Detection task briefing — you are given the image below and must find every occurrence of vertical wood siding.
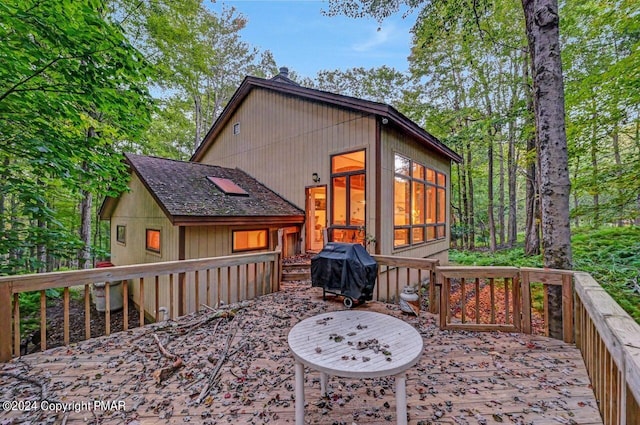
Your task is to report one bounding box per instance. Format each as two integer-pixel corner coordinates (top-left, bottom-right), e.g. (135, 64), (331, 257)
(199, 89), (377, 211)
(379, 126), (452, 259)
(182, 225), (283, 313)
(109, 173), (178, 317)
(198, 88), (454, 260)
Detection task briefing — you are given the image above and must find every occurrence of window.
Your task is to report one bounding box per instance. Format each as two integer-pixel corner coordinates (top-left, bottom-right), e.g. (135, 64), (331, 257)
(233, 122), (240, 135)
(146, 229), (161, 253)
(116, 225), (126, 244)
(233, 229), (268, 252)
(394, 154), (447, 248)
(330, 150), (366, 244)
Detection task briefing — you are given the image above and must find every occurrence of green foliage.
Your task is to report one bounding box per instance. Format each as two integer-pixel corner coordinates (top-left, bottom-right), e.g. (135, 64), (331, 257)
(571, 227), (640, 322)
(451, 227), (640, 322)
(19, 288), (62, 334)
(304, 66), (411, 107)
(562, 0), (640, 225)
(121, 1), (278, 155)
(0, 0), (154, 274)
(450, 247), (543, 268)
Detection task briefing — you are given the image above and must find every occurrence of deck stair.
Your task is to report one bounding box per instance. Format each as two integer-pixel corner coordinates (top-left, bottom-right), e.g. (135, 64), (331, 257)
(281, 255), (312, 281)
(281, 262), (311, 281)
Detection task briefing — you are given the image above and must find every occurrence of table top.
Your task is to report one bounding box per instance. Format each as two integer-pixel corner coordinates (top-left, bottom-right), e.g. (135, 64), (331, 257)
(288, 310), (423, 379)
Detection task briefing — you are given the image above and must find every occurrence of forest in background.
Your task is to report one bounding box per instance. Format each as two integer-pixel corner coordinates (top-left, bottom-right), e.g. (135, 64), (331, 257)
(1, 0), (639, 281)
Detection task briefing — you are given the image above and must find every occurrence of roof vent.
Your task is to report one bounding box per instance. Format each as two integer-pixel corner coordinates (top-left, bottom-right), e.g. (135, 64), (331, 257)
(279, 67), (289, 78)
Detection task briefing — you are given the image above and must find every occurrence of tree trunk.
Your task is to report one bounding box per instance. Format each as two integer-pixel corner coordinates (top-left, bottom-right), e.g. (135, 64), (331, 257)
(37, 215), (46, 273)
(572, 157), (580, 228)
(194, 95), (202, 153)
(454, 163), (463, 249)
(466, 137), (475, 250)
(611, 130), (624, 226)
(79, 127), (95, 270)
(488, 137), (497, 252)
(507, 122), (518, 247)
(461, 158), (470, 249)
(523, 50), (540, 256)
(498, 139), (506, 247)
(79, 188), (93, 269)
(589, 102), (599, 225)
(522, 0), (573, 340)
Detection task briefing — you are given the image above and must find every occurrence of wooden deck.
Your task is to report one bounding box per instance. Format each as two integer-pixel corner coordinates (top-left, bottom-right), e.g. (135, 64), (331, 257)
(0, 283), (602, 425)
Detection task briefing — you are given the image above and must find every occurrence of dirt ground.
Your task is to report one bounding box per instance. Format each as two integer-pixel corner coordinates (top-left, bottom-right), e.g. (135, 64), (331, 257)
(21, 288), (142, 355)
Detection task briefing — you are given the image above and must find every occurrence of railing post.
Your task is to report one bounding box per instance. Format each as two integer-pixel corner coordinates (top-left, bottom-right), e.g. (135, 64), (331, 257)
(276, 251), (282, 292)
(429, 261), (439, 314)
(0, 282), (13, 361)
(562, 273), (574, 343)
(520, 270), (533, 334)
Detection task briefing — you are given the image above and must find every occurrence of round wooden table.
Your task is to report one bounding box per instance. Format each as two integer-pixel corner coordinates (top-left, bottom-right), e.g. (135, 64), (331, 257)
(288, 310), (423, 425)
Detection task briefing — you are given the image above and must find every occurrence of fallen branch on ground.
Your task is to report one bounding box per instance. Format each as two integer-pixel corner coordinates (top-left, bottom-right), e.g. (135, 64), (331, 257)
(196, 315), (243, 404)
(152, 334), (184, 383)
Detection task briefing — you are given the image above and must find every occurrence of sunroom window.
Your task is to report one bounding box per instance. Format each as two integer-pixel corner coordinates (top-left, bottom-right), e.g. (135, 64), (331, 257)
(393, 154), (447, 248)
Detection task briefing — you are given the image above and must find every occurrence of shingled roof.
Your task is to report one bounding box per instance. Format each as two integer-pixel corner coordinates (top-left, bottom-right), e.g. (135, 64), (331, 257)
(100, 154), (304, 226)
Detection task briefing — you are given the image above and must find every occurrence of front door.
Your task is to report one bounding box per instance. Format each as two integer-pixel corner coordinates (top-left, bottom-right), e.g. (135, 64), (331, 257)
(305, 186), (327, 252)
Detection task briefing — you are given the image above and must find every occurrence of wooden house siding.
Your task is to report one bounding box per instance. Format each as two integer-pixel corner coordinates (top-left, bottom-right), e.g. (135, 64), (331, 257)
(109, 173), (179, 317)
(197, 86), (456, 261)
(182, 225), (282, 312)
(198, 88), (378, 211)
(379, 125), (451, 261)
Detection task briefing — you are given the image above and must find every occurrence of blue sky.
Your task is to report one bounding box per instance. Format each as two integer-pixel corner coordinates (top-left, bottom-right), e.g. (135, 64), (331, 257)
(210, 0), (420, 79)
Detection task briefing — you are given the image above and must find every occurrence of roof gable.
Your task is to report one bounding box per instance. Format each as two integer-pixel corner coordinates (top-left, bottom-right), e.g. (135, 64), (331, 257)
(100, 154), (304, 225)
(191, 76), (462, 163)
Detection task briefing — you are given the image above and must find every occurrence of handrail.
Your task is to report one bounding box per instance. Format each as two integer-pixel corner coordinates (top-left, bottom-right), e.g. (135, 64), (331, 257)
(574, 272), (640, 425)
(0, 251), (281, 362)
(434, 265), (640, 425)
(2, 256), (639, 424)
(436, 265), (521, 332)
(371, 255), (439, 312)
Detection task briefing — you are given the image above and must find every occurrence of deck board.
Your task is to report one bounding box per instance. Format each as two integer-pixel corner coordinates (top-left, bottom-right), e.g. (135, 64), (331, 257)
(0, 284), (603, 424)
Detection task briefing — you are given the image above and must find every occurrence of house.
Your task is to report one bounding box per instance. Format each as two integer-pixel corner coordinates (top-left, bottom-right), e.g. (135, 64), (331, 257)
(98, 154), (304, 315)
(100, 67), (461, 316)
(191, 67), (461, 260)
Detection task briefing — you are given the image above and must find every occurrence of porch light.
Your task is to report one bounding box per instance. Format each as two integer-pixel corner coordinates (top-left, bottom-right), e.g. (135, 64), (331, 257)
(312, 172), (320, 182)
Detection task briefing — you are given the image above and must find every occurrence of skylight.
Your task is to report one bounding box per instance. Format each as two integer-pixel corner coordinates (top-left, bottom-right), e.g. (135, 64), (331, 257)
(207, 177), (249, 196)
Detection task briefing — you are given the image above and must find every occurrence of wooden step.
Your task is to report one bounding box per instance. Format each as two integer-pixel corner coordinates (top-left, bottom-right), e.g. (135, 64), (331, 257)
(281, 263), (311, 281)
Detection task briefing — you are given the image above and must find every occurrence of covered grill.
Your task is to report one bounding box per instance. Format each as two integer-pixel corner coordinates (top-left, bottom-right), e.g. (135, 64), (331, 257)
(311, 242), (378, 308)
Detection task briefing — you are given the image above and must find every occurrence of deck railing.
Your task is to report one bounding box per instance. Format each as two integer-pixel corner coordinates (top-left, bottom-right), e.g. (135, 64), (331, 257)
(0, 251), (281, 362)
(2, 255), (639, 424)
(435, 265), (640, 425)
(436, 266), (521, 332)
(574, 271), (640, 425)
(371, 255), (439, 312)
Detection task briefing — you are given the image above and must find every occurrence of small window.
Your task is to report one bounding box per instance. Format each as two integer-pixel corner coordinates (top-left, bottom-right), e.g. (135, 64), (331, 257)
(146, 229), (161, 253)
(116, 225), (126, 244)
(233, 229), (268, 252)
(233, 122), (240, 135)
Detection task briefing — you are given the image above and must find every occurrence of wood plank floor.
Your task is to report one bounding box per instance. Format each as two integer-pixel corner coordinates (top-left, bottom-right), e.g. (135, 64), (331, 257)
(0, 283), (602, 425)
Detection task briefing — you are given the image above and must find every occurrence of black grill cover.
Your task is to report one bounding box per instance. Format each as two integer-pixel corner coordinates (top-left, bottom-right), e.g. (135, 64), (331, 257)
(311, 242), (378, 301)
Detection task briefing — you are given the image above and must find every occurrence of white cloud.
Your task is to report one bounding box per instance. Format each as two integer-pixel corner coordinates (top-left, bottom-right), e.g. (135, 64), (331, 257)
(351, 23), (398, 53)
